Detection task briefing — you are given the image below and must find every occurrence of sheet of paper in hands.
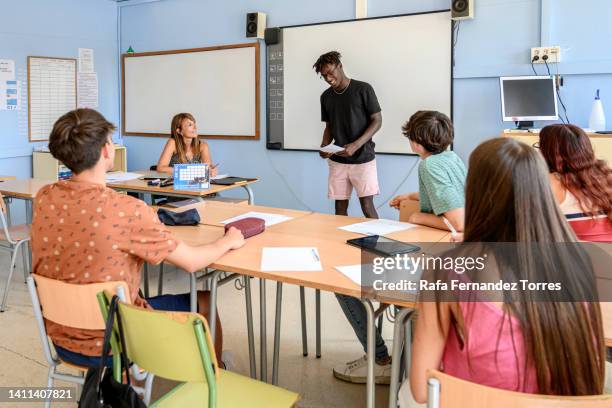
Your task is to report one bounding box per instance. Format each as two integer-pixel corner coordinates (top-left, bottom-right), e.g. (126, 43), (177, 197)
(320, 143), (346, 154)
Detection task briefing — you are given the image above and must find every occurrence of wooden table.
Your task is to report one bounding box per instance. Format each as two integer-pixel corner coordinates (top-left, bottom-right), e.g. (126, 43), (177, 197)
(168, 209), (449, 407)
(0, 175), (16, 182)
(108, 177), (258, 204)
(0, 179), (52, 224)
(168, 200), (311, 227)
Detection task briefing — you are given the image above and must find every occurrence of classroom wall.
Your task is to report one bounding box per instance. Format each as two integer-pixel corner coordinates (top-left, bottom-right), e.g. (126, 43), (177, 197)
(1, 0), (119, 224)
(119, 0), (612, 219)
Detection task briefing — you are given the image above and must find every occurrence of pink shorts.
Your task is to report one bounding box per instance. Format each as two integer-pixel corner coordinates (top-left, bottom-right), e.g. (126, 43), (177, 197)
(328, 159), (380, 200)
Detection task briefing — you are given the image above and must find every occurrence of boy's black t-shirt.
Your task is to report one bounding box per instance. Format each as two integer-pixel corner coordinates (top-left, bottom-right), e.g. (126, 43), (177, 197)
(320, 79), (381, 164)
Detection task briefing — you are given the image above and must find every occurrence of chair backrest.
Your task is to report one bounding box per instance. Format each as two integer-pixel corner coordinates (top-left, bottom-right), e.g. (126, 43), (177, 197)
(427, 370), (612, 408)
(32, 273), (131, 330)
(113, 300), (219, 383)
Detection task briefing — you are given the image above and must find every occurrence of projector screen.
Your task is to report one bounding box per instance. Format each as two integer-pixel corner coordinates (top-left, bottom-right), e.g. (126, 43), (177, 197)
(267, 11), (452, 154)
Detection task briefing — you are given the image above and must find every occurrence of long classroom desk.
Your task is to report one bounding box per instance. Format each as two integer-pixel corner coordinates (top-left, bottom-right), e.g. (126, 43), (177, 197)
(108, 175), (258, 205)
(167, 204), (449, 408)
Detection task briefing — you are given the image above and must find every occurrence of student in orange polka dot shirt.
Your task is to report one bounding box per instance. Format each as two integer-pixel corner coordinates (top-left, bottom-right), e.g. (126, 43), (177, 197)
(32, 109), (244, 367)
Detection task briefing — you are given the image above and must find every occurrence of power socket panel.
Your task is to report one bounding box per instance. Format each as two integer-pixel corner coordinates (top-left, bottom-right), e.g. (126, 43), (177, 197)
(531, 46), (561, 64)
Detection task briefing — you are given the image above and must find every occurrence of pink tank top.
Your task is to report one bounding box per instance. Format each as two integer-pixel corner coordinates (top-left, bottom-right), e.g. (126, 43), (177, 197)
(442, 301), (538, 393)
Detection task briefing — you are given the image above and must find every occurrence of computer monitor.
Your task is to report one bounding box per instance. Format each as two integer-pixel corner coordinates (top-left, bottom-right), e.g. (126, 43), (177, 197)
(500, 76), (558, 129)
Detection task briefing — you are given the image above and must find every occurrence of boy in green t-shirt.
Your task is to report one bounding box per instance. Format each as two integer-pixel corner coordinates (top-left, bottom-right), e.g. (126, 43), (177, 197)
(390, 110), (466, 232)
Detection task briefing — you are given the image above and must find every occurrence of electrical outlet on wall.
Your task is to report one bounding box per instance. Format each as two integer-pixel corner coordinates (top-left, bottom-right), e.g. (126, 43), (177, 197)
(531, 46), (561, 64)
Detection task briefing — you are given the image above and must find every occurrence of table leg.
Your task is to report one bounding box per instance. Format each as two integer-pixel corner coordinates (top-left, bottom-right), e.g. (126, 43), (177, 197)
(259, 278), (267, 382)
(300, 286), (308, 356)
(243, 185), (255, 205)
(25, 199), (32, 225)
(190, 273), (197, 312)
(25, 199), (33, 269)
(4, 197), (11, 227)
(244, 276), (257, 378)
(388, 308), (414, 408)
(272, 282), (283, 385)
(143, 263), (149, 298)
(360, 298), (376, 408)
(315, 289), (321, 358)
(209, 270), (222, 343)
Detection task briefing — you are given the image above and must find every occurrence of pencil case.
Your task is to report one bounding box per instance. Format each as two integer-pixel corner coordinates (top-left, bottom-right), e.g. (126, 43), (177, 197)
(225, 217), (265, 238)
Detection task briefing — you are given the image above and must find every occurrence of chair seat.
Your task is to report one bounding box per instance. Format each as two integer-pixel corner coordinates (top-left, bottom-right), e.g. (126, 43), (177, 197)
(151, 369), (299, 408)
(0, 224), (30, 243)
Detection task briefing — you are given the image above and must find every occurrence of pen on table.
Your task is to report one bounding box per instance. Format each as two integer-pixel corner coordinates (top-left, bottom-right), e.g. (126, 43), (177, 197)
(441, 216), (458, 238)
(311, 248), (320, 262)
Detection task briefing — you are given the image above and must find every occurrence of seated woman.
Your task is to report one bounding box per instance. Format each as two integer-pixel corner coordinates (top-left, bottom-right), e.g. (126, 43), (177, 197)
(538, 124), (612, 242)
(400, 138), (607, 407)
(157, 112), (218, 177)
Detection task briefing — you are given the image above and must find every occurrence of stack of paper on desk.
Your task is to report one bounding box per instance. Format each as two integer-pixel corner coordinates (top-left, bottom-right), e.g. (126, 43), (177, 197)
(105, 171), (142, 182)
(261, 247), (322, 272)
(338, 219), (416, 236)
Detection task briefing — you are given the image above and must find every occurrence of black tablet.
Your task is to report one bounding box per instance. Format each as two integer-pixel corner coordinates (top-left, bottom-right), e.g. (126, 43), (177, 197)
(346, 235), (420, 257)
(211, 177), (256, 185)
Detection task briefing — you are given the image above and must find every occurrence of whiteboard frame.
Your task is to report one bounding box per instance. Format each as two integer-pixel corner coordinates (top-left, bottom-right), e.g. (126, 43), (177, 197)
(267, 10), (454, 156)
(121, 42), (260, 140)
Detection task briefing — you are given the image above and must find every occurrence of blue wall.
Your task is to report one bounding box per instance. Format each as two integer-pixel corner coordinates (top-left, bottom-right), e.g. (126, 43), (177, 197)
(119, 0), (612, 219)
(3, 0), (611, 221)
(1, 0), (118, 223)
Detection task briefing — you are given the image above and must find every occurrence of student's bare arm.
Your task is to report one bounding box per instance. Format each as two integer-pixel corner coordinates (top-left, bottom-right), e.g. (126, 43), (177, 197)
(410, 301), (452, 404)
(409, 207), (464, 232)
(156, 139), (176, 174)
(389, 192), (419, 209)
(164, 227), (245, 273)
(320, 122), (334, 159)
(338, 112), (382, 157)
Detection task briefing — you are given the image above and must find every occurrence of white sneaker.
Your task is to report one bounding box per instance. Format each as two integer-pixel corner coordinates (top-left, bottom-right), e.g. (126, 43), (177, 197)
(333, 355), (391, 385)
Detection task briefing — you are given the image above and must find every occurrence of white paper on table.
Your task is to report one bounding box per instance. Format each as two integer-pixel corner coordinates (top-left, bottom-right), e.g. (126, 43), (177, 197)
(105, 171), (143, 182)
(339, 219), (417, 236)
(78, 48), (94, 73)
(211, 174), (229, 180)
(0, 60), (15, 81)
(261, 247), (322, 272)
(335, 265), (362, 286)
(319, 143), (345, 154)
(221, 211), (293, 227)
(77, 73), (98, 108)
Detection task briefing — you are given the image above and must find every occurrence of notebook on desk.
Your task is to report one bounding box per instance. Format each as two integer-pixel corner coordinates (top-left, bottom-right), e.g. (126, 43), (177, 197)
(211, 177), (256, 186)
(140, 171), (172, 180)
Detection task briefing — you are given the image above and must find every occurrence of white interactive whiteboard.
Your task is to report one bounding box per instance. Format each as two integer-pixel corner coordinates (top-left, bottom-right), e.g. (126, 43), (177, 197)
(122, 43), (260, 139)
(268, 11), (452, 154)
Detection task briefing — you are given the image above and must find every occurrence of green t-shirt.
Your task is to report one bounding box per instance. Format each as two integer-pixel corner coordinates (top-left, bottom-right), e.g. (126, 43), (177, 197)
(418, 151), (467, 215)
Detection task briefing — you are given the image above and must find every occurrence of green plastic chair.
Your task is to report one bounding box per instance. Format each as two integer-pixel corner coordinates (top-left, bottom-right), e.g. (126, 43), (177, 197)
(97, 293), (299, 408)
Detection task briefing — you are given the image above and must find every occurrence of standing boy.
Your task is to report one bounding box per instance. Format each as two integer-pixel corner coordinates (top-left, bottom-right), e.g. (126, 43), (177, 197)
(314, 51), (391, 384)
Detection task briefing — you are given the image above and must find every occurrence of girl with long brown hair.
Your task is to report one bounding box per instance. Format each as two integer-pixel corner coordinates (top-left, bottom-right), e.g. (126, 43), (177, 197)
(400, 138), (606, 406)
(157, 113), (218, 176)
(538, 124), (612, 242)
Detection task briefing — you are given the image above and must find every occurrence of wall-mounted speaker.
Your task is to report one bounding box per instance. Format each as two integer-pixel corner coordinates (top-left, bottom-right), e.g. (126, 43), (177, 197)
(451, 0), (474, 20)
(246, 12), (266, 39)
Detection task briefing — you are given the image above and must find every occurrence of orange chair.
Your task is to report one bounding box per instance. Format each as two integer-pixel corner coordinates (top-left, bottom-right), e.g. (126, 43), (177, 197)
(0, 193), (31, 311)
(27, 274), (143, 407)
(426, 369), (612, 408)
